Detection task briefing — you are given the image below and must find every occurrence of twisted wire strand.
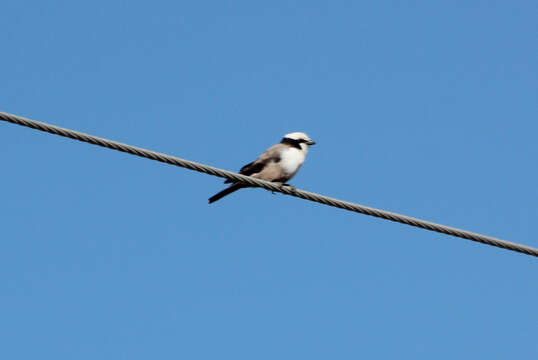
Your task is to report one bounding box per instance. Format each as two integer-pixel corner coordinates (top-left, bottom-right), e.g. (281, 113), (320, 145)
(2, 111), (537, 258)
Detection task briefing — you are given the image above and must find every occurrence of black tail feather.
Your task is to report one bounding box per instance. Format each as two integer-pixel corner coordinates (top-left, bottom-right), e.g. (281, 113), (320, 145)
(208, 183), (246, 204)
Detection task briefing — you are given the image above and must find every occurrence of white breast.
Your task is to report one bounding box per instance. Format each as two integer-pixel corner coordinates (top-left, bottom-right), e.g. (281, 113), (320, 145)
(279, 147), (306, 180)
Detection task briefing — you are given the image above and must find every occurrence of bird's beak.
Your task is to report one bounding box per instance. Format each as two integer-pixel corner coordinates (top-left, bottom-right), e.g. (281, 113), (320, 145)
(306, 140), (316, 145)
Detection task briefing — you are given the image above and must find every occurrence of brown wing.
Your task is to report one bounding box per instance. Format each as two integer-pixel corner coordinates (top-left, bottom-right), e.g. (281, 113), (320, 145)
(224, 144), (282, 184)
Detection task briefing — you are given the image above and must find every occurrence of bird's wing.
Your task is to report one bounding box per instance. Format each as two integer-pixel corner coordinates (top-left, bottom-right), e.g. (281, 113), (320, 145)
(240, 144), (282, 175)
(224, 144), (282, 183)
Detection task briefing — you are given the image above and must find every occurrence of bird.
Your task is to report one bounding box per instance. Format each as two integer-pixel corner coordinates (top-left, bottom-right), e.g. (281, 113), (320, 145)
(208, 132), (316, 204)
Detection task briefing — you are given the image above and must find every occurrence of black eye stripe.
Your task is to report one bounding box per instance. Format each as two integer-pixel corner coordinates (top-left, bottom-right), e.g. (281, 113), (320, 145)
(280, 137), (303, 149)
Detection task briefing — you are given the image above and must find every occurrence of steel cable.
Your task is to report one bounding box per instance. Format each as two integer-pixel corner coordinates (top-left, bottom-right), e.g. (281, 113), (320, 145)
(1, 111), (536, 257)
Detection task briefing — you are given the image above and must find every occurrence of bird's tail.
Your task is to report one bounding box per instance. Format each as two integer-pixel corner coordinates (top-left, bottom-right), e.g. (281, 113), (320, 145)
(208, 183), (246, 204)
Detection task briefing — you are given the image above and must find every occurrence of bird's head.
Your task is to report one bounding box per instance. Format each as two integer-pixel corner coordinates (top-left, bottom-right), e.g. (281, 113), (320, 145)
(282, 132), (316, 151)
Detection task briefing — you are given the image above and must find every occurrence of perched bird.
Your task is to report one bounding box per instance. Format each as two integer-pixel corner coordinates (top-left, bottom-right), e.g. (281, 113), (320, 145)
(209, 132), (316, 203)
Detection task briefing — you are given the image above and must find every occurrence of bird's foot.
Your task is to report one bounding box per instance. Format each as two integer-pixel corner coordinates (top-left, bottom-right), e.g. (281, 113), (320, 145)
(280, 183), (296, 192)
(270, 182), (295, 194)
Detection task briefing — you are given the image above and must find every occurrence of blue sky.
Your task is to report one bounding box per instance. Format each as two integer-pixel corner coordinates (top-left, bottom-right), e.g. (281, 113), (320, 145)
(2, 1), (537, 358)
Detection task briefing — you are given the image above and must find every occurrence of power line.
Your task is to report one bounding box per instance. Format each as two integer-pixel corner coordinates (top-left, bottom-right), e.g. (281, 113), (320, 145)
(1, 110), (536, 258)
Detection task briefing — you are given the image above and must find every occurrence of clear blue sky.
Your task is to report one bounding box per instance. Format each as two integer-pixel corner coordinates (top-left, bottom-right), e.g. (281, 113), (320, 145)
(2, 1), (537, 358)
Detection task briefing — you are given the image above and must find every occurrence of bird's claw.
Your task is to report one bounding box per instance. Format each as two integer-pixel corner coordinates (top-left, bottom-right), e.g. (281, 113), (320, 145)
(280, 183), (296, 192)
(270, 183), (295, 194)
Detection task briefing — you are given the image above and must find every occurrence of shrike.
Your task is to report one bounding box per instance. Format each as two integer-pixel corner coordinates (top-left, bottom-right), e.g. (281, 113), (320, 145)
(209, 132), (316, 203)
